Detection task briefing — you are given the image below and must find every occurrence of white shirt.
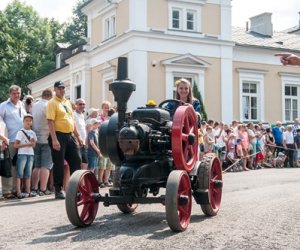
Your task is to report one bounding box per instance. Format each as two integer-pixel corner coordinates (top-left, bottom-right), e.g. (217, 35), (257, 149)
(74, 111), (87, 142)
(0, 116), (6, 145)
(32, 99), (49, 144)
(15, 129), (37, 155)
(283, 131), (294, 145)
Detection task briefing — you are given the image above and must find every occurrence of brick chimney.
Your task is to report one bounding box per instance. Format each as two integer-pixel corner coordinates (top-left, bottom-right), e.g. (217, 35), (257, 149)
(249, 12), (273, 37)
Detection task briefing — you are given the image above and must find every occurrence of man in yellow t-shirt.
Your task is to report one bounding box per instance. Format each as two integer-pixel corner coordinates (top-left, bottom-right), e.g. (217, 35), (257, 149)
(46, 81), (82, 199)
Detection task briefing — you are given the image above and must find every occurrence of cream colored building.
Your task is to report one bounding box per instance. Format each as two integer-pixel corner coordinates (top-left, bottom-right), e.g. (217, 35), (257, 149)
(28, 0), (300, 124)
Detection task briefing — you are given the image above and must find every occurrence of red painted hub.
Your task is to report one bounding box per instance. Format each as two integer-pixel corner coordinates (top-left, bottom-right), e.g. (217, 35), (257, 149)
(172, 105), (198, 172)
(76, 172), (98, 225)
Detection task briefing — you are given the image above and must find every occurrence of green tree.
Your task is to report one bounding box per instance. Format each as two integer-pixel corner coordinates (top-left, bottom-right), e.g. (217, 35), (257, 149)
(0, 0), (61, 101)
(193, 82), (208, 121)
(62, 0), (89, 45)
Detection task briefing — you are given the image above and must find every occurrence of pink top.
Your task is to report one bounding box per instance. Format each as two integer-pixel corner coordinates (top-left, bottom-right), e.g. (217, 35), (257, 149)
(240, 131), (249, 150)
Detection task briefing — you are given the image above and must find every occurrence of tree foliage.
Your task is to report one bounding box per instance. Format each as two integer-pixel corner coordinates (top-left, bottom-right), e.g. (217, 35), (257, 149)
(0, 0), (89, 101)
(193, 82), (208, 121)
(62, 0), (88, 45)
(0, 0), (62, 101)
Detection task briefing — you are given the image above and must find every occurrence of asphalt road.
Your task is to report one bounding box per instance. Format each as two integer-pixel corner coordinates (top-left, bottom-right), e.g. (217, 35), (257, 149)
(1, 168), (300, 250)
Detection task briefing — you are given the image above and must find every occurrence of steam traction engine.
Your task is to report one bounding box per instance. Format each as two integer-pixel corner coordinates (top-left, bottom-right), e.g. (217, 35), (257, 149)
(65, 57), (223, 232)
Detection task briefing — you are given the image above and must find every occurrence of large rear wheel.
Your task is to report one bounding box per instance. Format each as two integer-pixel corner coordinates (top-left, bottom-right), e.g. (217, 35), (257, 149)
(65, 170), (99, 227)
(165, 170), (192, 232)
(198, 153), (223, 216)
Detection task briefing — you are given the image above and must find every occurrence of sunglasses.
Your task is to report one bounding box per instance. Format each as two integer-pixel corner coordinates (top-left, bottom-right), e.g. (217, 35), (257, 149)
(78, 103), (85, 106)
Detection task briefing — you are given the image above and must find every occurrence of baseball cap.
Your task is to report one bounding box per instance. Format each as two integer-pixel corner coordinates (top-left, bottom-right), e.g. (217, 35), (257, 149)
(54, 81), (65, 88)
(88, 118), (101, 125)
(236, 138), (242, 143)
(87, 108), (99, 116)
(23, 113), (33, 120)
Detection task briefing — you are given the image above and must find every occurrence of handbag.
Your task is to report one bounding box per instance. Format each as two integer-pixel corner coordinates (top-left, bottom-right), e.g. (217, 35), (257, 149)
(0, 148), (12, 178)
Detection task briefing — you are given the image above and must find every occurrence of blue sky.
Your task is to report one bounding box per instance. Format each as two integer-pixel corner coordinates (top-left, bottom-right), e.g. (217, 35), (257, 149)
(0, 0), (299, 31)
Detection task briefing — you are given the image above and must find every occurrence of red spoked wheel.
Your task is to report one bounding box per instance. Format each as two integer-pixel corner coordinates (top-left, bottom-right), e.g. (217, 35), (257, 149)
(165, 170), (192, 232)
(172, 105), (198, 172)
(66, 170), (99, 227)
(198, 153), (223, 216)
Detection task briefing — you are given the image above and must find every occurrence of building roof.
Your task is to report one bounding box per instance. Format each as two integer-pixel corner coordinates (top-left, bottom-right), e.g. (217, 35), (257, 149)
(232, 26), (300, 52)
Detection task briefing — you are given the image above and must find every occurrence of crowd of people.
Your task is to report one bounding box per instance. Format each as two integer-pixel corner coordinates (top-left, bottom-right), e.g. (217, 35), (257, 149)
(0, 82), (115, 200)
(198, 119), (300, 172)
(1, 73), (300, 201)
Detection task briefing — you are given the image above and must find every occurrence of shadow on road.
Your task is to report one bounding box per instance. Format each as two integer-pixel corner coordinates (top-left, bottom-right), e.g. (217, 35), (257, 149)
(28, 211), (209, 245)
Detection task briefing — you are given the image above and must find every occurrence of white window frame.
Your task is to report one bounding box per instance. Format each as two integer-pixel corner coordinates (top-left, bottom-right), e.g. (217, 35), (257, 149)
(103, 12), (116, 41)
(280, 73), (300, 123)
(238, 69), (265, 122)
(168, 2), (200, 33)
(241, 81), (259, 121)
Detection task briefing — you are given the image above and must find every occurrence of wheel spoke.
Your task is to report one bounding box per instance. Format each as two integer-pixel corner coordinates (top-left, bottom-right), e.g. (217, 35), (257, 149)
(80, 203), (91, 221)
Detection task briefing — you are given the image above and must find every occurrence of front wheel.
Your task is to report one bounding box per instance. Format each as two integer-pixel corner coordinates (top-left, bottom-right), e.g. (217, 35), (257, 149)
(65, 170), (99, 227)
(165, 170), (192, 232)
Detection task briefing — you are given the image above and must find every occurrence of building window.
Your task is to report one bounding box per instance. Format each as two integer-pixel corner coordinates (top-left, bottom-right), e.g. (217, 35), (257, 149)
(172, 9), (182, 29)
(104, 14), (116, 40)
(284, 85), (298, 122)
(170, 7), (197, 32)
(75, 85), (81, 99)
(242, 81), (258, 121)
(186, 10), (196, 31)
(56, 53), (61, 69)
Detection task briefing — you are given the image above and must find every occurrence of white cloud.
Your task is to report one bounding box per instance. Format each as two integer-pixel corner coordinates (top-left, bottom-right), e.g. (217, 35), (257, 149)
(0, 0), (74, 23)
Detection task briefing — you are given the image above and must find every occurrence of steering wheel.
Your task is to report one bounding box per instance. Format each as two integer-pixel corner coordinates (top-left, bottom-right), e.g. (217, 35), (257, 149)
(158, 99), (185, 118)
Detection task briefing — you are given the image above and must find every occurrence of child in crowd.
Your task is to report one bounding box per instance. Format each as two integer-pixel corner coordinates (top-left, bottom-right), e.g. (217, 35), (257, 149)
(14, 114), (37, 199)
(87, 118), (101, 174)
(203, 126), (214, 153)
(255, 132), (265, 169)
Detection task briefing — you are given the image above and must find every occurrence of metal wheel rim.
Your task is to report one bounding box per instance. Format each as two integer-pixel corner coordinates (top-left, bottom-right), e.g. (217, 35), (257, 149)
(172, 105), (198, 172)
(166, 170), (192, 231)
(209, 157), (222, 210)
(66, 170), (99, 226)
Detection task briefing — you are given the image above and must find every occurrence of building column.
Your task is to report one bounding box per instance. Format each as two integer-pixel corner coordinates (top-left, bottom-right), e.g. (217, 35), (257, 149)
(221, 46), (233, 123)
(129, 0), (147, 31)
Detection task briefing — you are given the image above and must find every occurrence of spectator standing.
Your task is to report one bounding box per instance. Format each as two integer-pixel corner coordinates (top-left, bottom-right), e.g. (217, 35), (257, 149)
(265, 127), (276, 155)
(238, 124), (250, 171)
(247, 123), (257, 169)
(283, 125), (295, 168)
(0, 116), (9, 199)
(46, 81), (82, 199)
(292, 118), (300, 163)
(74, 98), (88, 170)
(98, 101), (114, 187)
(31, 89), (53, 195)
(14, 114), (37, 198)
(0, 85), (27, 199)
(294, 129), (300, 165)
(86, 108), (99, 125)
(203, 126), (214, 153)
(87, 118), (101, 174)
(23, 95), (34, 114)
(272, 121), (284, 156)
